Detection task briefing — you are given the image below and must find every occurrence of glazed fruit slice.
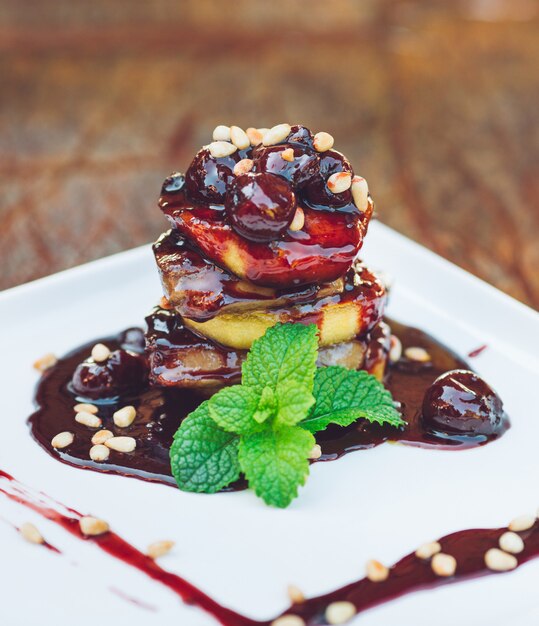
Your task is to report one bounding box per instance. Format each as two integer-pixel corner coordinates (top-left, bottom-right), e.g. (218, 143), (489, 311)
(145, 307), (390, 389)
(153, 230), (344, 321)
(182, 263), (386, 350)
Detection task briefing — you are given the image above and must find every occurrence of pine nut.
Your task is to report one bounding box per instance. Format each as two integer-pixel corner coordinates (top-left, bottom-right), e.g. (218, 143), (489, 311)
(327, 172), (352, 194)
(147, 540), (175, 559)
(230, 126), (250, 150)
(74, 403), (98, 414)
(263, 123), (291, 146)
(289, 207), (305, 232)
(271, 616), (305, 626)
(287, 584), (305, 604)
(388, 335), (402, 363)
(246, 127), (264, 145)
(91, 343), (111, 363)
(113, 405), (136, 428)
(308, 444), (322, 459)
(89, 444), (110, 462)
(281, 148), (295, 162)
(233, 159), (254, 176)
(404, 346), (431, 362)
(20, 522), (44, 545)
(51, 431), (74, 449)
(351, 176), (369, 211)
(91, 430), (114, 445)
(33, 353), (57, 372)
(105, 436), (137, 453)
(79, 516), (109, 536)
(75, 412), (102, 428)
(484, 548), (518, 571)
(208, 141), (237, 158)
(431, 553), (457, 577)
(508, 514), (535, 532)
(212, 125), (231, 141)
(313, 131), (334, 152)
(325, 601), (356, 624)
(499, 531), (524, 554)
(366, 559), (389, 582)
(415, 541), (441, 560)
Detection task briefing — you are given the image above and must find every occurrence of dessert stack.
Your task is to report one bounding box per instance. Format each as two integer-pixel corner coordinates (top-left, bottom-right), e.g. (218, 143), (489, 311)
(146, 124), (390, 391)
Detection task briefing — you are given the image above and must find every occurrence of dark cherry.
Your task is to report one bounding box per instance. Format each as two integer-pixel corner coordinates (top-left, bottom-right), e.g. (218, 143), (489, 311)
(422, 369), (505, 438)
(285, 124), (315, 149)
(225, 172), (296, 242)
(303, 149), (354, 208)
(71, 349), (148, 401)
(252, 144), (319, 188)
(185, 147), (248, 204)
(161, 172), (185, 195)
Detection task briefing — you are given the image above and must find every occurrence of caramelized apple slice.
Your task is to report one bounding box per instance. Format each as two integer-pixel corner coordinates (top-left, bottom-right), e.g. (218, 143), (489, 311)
(182, 264), (386, 350)
(153, 230), (344, 321)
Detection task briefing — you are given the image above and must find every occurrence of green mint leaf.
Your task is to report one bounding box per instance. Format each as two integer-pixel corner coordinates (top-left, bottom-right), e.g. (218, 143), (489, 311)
(207, 385), (262, 434)
(170, 401), (240, 493)
(242, 323), (318, 394)
(300, 366), (405, 434)
(238, 427), (315, 508)
(275, 380), (315, 426)
(253, 386), (276, 424)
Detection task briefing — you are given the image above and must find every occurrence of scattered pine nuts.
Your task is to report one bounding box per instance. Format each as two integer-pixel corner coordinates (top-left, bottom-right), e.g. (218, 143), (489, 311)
(230, 126), (250, 150)
(75, 411), (102, 429)
(289, 207), (305, 232)
(91, 343), (111, 363)
(89, 444), (110, 462)
(351, 176), (369, 211)
(20, 522), (44, 545)
(404, 346), (431, 363)
(74, 403), (98, 414)
(508, 514), (535, 532)
(325, 601), (356, 624)
(281, 148), (295, 162)
(308, 444), (322, 460)
(147, 540), (175, 559)
(246, 127), (264, 145)
(431, 553), (457, 577)
(212, 125), (231, 142)
(366, 559), (389, 582)
(484, 548), (518, 572)
(270, 616), (305, 626)
(327, 172), (352, 194)
(51, 431), (74, 449)
(415, 541), (442, 560)
(208, 141), (237, 158)
(233, 158), (254, 176)
(79, 516), (109, 537)
(105, 436), (137, 453)
(499, 531), (524, 554)
(287, 584), (305, 604)
(113, 405), (137, 428)
(313, 131), (334, 152)
(263, 123), (291, 146)
(91, 429), (114, 445)
(33, 353), (57, 372)
(388, 335), (402, 363)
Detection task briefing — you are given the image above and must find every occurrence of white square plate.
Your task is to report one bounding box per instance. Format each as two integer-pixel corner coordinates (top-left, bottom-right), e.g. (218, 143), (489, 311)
(1, 222), (538, 625)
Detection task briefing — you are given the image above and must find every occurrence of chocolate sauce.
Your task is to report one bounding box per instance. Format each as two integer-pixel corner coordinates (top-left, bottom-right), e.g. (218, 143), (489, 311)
(28, 320), (509, 489)
(1, 470), (536, 626)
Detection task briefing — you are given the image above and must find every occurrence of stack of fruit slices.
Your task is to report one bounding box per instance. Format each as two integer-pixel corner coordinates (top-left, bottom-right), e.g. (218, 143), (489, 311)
(146, 124), (390, 390)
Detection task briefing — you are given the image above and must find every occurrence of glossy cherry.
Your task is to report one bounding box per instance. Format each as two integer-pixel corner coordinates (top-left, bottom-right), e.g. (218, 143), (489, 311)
(185, 147), (247, 204)
(422, 369), (505, 437)
(71, 349), (148, 400)
(303, 149), (354, 208)
(225, 172), (296, 242)
(252, 144), (319, 188)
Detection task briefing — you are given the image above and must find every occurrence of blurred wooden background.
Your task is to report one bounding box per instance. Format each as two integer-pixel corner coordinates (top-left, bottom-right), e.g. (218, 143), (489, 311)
(1, 0), (538, 308)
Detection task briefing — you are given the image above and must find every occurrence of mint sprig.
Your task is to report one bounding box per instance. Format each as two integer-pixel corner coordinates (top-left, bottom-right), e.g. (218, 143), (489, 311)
(170, 323), (405, 507)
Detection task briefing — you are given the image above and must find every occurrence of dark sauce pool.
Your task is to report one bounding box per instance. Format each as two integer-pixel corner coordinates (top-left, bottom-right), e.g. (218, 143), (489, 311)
(28, 319), (509, 488)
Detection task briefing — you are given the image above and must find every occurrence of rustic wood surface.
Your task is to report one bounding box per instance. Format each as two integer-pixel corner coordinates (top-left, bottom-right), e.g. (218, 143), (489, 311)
(1, 0), (538, 308)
